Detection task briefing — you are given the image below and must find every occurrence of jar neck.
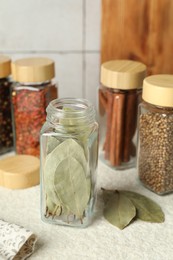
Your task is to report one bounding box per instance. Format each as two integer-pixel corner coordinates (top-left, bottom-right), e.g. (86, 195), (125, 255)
(46, 98), (96, 132)
(16, 80), (51, 86)
(101, 84), (141, 93)
(0, 76), (10, 82)
(142, 100), (173, 112)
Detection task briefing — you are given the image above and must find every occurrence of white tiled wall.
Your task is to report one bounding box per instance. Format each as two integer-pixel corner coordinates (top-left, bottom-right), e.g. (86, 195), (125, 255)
(0, 0), (101, 109)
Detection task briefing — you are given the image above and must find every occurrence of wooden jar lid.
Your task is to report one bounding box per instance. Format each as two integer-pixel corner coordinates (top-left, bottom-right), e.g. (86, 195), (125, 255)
(0, 55), (11, 78)
(101, 60), (146, 90)
(0, 155), (40, 189)
(143, 74), (173, 107)
(11, 57), (55, 83)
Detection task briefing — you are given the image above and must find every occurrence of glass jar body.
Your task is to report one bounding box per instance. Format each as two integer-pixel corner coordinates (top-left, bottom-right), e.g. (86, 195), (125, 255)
(138, 101), (173, 194)
(40, 98), (99, 227)
(12, 81), (57, 156)
(0, 77), (13, 154)
(99, 85), (141, 170)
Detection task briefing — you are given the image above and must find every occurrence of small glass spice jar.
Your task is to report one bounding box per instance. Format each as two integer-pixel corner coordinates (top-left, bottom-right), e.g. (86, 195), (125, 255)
(99, 60), (146, 169)
(138, 74), (173, 195)
(40, 98), (99, 227)
(0, 55), (13, 154)
(11, 57), (58, 157)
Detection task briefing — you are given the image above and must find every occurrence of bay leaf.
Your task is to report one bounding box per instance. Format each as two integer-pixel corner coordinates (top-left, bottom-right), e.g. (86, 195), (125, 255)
(54, 156), (90, 219)
(46, 196), (62, 217)
(60, 107), (90, 130)
(44, 138), (88, 203)
(46, 136), (60, 154)
(46, 183), (70, 218)
(45, 138), (87, 177)
(102, 188), (116, 204)
(59, 107), (86, 134)
(59, 107), (91, 160)
(103, 191), (136, 230)
(121, 191), (165, 223)
(89, 131), (98, 169)
(86, 177), (91, 200)
(45, 186), (62, 212)
(46, 196), (56, 213)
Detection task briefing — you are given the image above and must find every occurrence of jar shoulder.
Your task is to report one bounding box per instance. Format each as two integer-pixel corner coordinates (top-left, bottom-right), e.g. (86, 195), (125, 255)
(12, 81), (57, 91)
(139, 101), (173, 115)
(41, 121), (98, 137)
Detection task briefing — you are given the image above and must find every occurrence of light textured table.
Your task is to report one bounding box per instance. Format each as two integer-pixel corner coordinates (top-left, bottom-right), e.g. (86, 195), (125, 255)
(0, 156), (173, 260)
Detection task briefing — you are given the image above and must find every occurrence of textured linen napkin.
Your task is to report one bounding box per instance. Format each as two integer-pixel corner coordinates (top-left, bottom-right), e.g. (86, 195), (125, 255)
(0, 220), (37, 260)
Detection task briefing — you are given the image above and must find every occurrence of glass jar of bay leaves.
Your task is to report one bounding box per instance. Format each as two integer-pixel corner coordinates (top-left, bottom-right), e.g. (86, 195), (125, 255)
(40, 98), (99, 227)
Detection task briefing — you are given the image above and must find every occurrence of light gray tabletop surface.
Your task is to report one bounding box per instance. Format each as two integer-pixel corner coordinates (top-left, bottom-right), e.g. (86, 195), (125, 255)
(0, 154), (173, 260)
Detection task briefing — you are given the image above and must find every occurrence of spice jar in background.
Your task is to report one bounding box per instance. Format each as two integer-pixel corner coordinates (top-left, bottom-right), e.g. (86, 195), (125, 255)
(0, 55), (13, 154)
(40, 98), (98, 227)
(138, 74), (173, 195)
(11, 57), (58, 157)
(99, 60), (146, 169)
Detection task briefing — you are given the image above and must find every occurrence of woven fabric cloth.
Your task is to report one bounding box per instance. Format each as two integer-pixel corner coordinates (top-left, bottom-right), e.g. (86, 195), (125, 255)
(0, 220), (37, 260)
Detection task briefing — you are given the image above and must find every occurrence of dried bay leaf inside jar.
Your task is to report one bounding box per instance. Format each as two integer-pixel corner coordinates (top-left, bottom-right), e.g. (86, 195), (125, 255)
(0, 55), (13, 154)
(99, 60), (146, 169)
(138, 74), (173, 195)
(40, 98), (98, 227)
(11, 57), (58, 156)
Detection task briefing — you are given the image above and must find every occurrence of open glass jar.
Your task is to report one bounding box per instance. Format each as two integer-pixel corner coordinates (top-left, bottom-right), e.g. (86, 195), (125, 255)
(11, 57), (58, 156)
(99, 60), (146, 169)
(40, 98), (99, 227)
(138, 74), (173, 195)
(0, 55), (13, 154)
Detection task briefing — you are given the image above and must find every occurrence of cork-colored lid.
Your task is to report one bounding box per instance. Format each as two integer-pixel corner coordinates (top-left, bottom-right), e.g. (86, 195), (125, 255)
(143, 74), (173, 107)
(100, 60), (146, 89)
(11, 57), (55, 83)
(0, 155), (40, 189)
(0, 55), (11, 78)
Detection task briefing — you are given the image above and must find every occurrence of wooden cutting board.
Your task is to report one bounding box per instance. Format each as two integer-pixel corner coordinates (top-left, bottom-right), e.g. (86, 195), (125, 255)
(101, 0), (173, 75)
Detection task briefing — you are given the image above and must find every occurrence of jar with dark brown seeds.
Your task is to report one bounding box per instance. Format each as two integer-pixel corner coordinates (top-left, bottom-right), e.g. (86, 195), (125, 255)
(0, 55), (13, 154)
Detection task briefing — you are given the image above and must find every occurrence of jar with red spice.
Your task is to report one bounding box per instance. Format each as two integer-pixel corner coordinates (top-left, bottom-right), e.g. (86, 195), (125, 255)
(11, 57), (58, 156)
(99, 60), (146, 169)
(0, 55), (13, 154)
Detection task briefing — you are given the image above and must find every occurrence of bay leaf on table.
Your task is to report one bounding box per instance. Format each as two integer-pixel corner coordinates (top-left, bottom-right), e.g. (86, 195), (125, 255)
(54, 156), (90, 219)
(102, 188), (116, 204)
(121, 191), (165, 223)
(103, 191), (136, 230)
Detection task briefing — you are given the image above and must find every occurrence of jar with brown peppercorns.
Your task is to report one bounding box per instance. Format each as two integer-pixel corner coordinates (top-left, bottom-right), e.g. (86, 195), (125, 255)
(0, 55), (13, 154)
(11, 57), (58, 157)
(138, 74), (173, 195)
